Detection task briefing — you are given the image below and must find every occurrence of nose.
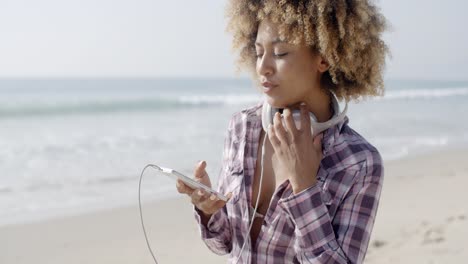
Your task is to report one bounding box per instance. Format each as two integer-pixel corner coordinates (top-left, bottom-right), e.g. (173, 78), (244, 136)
(256, 53), (275, 77)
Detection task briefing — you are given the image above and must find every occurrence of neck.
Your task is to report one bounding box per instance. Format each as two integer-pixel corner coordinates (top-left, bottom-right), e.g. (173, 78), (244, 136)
(290, 92), (333, 123)
(289, 90), (332, 122)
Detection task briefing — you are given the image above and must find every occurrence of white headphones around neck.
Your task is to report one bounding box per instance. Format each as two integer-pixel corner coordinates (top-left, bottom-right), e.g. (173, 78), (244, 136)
(261, 93), (348, 138)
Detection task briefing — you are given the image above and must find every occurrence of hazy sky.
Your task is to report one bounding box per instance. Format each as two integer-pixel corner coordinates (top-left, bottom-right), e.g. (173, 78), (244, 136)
(0, 0), (466, 80)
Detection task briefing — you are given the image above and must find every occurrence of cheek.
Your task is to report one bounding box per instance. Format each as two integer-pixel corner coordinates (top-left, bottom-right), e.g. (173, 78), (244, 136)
(276, 60), (296, 83)
(286, 59), (317, 87)
(277, 60), (305, 90)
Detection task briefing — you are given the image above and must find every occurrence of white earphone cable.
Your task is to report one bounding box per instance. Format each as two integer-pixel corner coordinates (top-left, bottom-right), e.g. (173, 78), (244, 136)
(233, 131), (268, 263)
(138, 164), (161, 264)
(139, 133), (268, 264)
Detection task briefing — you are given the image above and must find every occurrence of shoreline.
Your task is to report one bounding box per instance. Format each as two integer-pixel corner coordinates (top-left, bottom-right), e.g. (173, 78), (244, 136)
(1, 144), (465, 228)
(1, 147), (467, 263)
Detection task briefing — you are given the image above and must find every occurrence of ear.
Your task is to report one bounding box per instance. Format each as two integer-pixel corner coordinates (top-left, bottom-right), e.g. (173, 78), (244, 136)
(317, 55), (330, 73)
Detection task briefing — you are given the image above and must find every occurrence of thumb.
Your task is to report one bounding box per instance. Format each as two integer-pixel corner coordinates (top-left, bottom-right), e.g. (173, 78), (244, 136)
(194, 160), (207, 179)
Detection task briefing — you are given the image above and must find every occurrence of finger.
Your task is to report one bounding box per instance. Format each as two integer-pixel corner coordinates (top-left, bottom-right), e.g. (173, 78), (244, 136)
(198, 193), (224, 211)
(199, 199), (228, 215)
(300, 103), (312, 136)
(273, 112), (289, 145)
(176, 179), (195, 195)
(283, 108), (298, 141)
(191, 189), (208, 204)
(175, 179), (184, 193)
(200, 191), (232, 214)
(267, 124), (281, 150)
(194, 160), (207, 180)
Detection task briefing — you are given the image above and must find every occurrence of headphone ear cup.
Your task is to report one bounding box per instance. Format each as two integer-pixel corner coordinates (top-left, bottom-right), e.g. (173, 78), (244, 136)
(261, 101), (273, 132)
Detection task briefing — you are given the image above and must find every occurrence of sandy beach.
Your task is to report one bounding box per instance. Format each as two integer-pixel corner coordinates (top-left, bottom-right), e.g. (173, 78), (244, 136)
(366, 148), (468, 263)
(1, 148), (467, 264)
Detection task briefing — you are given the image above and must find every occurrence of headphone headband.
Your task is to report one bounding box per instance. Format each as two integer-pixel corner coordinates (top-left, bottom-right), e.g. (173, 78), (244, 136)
(261, 93), (348, 137)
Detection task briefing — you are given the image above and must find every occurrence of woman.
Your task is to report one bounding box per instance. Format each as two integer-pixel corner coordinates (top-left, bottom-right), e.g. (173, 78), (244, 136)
(176, 0), (388, 263)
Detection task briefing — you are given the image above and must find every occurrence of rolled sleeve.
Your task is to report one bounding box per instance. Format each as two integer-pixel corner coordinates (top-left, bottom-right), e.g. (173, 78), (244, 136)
(193, 205), (228, 239)
(278, 184), (335, 250)
(193, 205), (232, 255)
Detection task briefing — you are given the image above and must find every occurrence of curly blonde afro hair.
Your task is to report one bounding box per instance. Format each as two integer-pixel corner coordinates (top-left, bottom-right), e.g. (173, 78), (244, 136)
(225, 0), (390, 101)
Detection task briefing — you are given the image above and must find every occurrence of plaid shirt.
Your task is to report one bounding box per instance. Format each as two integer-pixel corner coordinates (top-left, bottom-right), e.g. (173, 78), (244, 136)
(193, 102), (384, 263)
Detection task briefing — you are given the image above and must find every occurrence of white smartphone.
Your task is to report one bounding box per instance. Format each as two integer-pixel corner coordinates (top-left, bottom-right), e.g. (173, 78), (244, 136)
(159, 166), (229, 202)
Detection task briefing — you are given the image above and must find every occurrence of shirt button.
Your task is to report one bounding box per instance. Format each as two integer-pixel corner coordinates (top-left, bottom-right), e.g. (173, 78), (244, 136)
(322, 191), (332, 203)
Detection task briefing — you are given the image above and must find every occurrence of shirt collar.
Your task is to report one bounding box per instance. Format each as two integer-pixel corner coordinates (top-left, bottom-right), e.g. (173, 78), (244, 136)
(322, 115), (348, 156)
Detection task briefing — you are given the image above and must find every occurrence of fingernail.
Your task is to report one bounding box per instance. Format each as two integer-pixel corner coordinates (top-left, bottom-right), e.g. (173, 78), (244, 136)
(300, 102), (306, 106)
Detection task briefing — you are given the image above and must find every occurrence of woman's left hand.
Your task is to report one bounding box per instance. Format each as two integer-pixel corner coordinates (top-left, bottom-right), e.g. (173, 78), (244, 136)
(268, 103), (324, 194)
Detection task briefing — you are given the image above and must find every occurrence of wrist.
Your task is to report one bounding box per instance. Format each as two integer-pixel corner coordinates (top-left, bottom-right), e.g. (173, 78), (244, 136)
(199, 210), (213, 226)
(291, 178), (317, 195)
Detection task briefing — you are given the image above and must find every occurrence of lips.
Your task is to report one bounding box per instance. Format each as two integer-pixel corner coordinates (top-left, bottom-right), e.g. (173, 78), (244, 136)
(261, 82), (278, 88)
(261, 81), (277, 94)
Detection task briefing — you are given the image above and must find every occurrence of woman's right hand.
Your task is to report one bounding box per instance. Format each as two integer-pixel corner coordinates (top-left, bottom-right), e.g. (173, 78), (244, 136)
(176, 160), (232, 218)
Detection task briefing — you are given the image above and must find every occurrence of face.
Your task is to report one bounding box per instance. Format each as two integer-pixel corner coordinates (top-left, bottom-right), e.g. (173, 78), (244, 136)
(255, 19), (329, 108)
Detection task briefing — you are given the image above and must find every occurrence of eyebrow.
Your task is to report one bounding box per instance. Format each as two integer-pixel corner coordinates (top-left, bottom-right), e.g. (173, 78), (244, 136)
(254, 38), (285, 47)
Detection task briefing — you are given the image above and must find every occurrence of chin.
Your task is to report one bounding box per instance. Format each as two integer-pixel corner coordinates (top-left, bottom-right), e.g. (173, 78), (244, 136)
(265, 96), (283, 108)
(265, 96), (297, 109)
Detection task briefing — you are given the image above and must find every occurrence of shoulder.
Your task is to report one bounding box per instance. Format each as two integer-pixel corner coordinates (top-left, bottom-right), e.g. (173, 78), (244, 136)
(324, 121), (384, 181)
(226, 101), (263, 134)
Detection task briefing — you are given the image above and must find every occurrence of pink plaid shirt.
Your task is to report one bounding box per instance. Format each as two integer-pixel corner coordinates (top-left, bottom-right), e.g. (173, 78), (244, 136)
(193, 102), (384, 263)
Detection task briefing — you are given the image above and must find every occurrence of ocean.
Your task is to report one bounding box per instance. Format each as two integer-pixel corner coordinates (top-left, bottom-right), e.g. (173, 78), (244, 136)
(1, 78), (467, 226)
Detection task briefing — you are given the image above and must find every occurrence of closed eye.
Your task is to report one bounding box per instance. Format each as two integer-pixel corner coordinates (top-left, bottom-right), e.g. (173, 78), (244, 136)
(256, 53), (288, 58)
